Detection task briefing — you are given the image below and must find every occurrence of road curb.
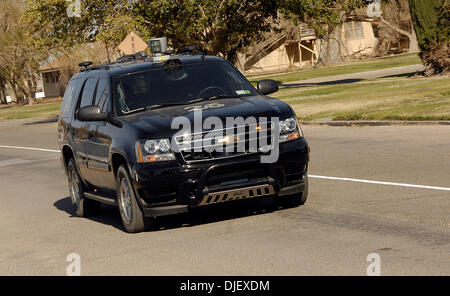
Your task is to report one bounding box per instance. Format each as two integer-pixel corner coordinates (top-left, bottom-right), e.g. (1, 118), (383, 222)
(299, 120), (450, 126)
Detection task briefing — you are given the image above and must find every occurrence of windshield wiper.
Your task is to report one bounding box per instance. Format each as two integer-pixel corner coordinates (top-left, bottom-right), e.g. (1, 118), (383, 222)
(193, 94), (241, 103)
(146, 102), (193, 110)
(123, 103), (185, 114)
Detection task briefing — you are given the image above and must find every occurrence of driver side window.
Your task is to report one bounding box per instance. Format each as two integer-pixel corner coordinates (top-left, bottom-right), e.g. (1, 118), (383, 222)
(94, 79), (111, 113)
(116, 83), (130, 115)
(79, 78), (97, 109)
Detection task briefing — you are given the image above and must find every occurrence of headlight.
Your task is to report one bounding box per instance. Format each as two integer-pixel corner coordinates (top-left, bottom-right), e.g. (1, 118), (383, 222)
(279, 117), (303, 143)
(136, 139), (176, 163)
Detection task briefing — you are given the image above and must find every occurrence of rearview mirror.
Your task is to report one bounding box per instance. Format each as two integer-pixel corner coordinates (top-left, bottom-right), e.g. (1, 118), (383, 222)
(78, 105), (108, 122)
(257, 79), (279, 95)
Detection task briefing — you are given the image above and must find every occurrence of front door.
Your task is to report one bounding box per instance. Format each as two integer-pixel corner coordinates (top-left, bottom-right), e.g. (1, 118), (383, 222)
(85, 78), (116, 190)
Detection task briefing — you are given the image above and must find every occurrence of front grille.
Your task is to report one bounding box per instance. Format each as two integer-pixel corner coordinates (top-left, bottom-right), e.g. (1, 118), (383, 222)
(198, 184), (275, 206)
(175, 123), (273, 163)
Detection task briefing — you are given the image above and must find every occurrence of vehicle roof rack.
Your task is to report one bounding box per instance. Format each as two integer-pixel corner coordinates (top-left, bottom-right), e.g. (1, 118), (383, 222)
(79, 61), (93, 68)
(79, 63), (111, 72)
(78, 45), (207, 73)
(116, 51), (148, 63)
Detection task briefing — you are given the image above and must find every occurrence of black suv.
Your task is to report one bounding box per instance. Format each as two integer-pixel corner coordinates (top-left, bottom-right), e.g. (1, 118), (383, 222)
(58, 53), (309, 233)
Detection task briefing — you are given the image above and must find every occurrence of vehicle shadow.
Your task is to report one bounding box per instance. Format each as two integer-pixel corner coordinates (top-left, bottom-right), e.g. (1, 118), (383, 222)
(156, 197), (280, 232)
(23, 117), (58, 126)
(54, 196), (124, 230)
(54, 196), (283, 233)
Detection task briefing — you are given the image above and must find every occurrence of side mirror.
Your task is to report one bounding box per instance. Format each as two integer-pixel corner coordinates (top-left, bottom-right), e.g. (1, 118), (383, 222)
(257, 79), (279, 95)
(78, 105), (108, 122)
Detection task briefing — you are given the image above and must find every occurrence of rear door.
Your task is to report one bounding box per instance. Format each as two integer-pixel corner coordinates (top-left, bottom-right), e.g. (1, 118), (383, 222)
(58, 78), (82, 147)
(71, 76), (99, 181)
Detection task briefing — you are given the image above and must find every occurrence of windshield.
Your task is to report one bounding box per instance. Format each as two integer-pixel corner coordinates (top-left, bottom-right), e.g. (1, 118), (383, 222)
(114, 61), (258, 116)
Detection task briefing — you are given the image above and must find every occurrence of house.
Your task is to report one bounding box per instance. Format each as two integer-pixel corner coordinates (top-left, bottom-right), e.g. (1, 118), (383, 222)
(240, 19), (378, 75)
(39, 59), (65, 98)
(341, 16), (377, 57)
(37, 33), (149, 98)
(38, 43), (116, 98)
(238, 24), (319, 74)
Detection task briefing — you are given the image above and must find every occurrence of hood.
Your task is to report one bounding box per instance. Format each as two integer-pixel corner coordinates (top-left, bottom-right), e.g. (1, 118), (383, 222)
(121, 96), (294, 137)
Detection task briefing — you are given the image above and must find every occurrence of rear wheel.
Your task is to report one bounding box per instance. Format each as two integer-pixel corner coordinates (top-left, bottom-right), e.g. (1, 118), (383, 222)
(116, 165), (146, 233)
(67, 159), (101, 217)
(276, 177), (308, 208)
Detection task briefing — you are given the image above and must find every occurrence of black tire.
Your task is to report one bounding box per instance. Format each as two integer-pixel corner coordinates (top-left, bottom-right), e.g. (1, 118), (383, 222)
(276, 176), (308, 208)
(116, 165), (146, 233)
(67, 159), (101, 217)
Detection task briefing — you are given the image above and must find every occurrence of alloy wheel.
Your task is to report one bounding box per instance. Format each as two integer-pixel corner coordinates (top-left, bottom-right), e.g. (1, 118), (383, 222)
(69, 169), (81, 207)
(119, 178), (132, 222)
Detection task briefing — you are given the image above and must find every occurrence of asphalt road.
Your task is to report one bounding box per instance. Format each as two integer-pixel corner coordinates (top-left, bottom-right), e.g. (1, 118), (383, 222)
(0, 119), (449, 275)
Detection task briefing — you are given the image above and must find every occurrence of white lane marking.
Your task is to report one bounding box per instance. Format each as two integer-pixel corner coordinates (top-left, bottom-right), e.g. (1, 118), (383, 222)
(0, 158), (32, 167)
(0, 145), (59, 153)
(1, 144), (449, 192)
(309, 175), (450, 192)
(0, 156), (58, 168)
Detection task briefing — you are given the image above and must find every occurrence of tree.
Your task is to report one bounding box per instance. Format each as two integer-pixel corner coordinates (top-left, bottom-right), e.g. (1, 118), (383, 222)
(377, 0), (419, 53)
(134, 0), (278, 63)
(24, 0), (279, 64)
(278, 0), (365, 65)
(0, 0), (46, 104)
(23, 0), (142, 52)
(53, 43), (112, 89)
(409, 0), (449, 74)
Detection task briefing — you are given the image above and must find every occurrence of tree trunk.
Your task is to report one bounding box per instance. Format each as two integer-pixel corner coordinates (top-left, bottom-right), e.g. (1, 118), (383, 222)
(408, 23), (420, 52)
(316, 29), (345, 66)
(225, 40), (243, 65)
(379, 16), (419, 53)
(0, 77), (7, 104)
(11, 84), (23, 104)
(26, 77), (37, 105)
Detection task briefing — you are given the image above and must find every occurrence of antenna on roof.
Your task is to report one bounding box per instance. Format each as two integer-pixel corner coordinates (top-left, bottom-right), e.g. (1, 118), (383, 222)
(79, 61), (93, 68)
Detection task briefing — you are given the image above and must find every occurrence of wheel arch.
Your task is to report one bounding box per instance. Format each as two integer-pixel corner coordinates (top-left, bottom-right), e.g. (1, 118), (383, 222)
(111, 152), (130, 179)
(62, 145), (75, 173)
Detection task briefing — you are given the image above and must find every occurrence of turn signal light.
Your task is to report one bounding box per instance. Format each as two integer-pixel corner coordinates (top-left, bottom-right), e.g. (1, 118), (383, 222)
(288, 133), (299, 140)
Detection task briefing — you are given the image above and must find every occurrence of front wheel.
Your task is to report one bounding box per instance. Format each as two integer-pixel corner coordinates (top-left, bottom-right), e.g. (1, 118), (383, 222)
(67, 159), (101, 217)
(116, 165), (146, 233)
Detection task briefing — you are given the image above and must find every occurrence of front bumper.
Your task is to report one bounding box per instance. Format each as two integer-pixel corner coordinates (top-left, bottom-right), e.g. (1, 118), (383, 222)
(130, 138), (309, 217)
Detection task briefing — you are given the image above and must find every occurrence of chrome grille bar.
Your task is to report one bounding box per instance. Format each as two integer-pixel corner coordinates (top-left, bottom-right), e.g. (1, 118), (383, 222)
(198, 184), (275, 206)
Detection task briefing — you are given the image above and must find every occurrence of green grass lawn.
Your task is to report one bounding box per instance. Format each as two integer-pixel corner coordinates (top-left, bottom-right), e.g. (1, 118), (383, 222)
(248, 53), (422, 84)
(0, 102), (61, 121)
(273, 76), (450, 121)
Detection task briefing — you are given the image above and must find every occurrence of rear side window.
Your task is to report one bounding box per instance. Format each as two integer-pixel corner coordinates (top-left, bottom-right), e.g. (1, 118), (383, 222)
(60, 78), (81, 118)
(79, 78), (97, 108)
(94, 78), (110, 113)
